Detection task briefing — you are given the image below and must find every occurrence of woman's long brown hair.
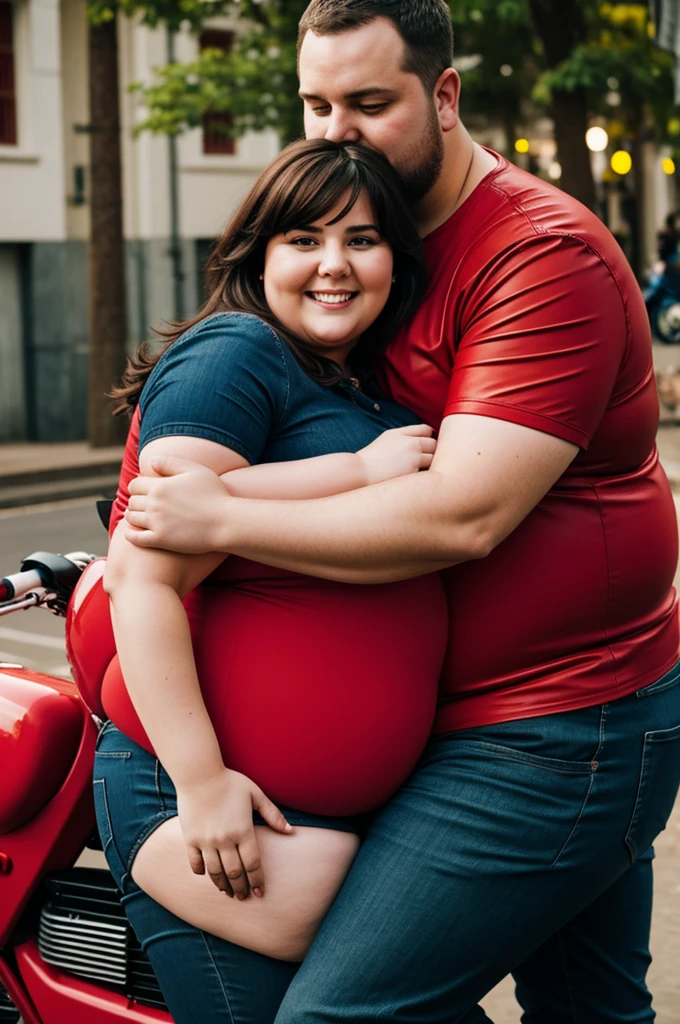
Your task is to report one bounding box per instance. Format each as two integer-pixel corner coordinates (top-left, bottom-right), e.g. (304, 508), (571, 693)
(111, 138), (427, 414)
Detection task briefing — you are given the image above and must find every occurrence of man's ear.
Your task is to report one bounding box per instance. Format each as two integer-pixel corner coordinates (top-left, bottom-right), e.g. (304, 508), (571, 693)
(434, 69), (460, 133)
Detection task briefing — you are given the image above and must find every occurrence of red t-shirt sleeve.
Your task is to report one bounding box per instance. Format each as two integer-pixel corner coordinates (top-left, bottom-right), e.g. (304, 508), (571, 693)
(109, 405), (141, 536)
(444, 234), (628, 448)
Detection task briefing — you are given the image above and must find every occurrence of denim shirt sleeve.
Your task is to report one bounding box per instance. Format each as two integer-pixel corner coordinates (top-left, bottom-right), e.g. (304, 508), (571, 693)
(138, 313), (290, 464)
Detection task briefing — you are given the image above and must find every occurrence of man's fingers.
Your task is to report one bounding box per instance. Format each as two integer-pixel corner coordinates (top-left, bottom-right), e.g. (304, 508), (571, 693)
(127, 495), (148, 512)
(128, 476), (153, 496)
(124, 526), (158, 547)
(204, 849), (234, 897)
(149, 455), (203, 477)
(124, 510), (149, 529)
(237, 836), (265, 897)
(398, 424), (434, 437)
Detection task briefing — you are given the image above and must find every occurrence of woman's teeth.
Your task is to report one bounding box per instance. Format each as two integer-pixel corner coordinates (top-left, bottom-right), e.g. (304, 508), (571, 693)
(310, 292), (355, 304)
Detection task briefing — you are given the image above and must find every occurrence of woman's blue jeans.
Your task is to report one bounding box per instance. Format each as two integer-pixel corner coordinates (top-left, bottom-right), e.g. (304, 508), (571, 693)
(94, 663), (680, 1024)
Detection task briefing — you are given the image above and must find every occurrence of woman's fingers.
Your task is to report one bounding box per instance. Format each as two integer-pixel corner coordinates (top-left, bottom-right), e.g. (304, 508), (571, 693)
(237, 834), (265, 898)
(221, 846), (251, 900)
(252, 789), (294, 836)
(203, 848), (235, 897)
(187, 844), (206, 875)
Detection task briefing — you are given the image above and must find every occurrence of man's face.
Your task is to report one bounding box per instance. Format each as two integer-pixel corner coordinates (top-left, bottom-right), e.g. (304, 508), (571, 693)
(299, 18), (444, 203)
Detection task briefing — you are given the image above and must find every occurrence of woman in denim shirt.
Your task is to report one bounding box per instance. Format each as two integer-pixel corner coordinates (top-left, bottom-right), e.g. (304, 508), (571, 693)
(96, 139), (448, 1023)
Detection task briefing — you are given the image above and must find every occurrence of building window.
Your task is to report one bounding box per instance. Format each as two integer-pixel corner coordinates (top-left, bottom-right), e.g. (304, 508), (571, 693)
(0, 1), (17, 145)
(200, 30), (235, 156)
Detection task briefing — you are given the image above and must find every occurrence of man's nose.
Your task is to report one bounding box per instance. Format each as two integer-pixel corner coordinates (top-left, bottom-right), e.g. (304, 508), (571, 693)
(324, 112), (361, 144)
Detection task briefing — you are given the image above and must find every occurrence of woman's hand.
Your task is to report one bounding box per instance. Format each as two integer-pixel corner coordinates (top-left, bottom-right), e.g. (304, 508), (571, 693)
(175, 767), (293, 899)
(358, 424), (437, 485)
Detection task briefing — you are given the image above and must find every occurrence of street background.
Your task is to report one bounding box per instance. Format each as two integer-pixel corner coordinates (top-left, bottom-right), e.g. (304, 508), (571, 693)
(4, 0), (680, 1019)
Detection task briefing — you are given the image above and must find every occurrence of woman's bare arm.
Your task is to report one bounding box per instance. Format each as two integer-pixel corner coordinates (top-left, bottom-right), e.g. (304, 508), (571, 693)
(221, 424), (436, 500)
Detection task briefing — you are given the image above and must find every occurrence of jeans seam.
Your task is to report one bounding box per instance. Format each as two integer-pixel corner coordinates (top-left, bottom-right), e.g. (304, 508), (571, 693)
(201, 931), (236, 1024)
(550, 706), (606, 868)
(448, 739), (594, 775)
(155, 759), (167, 814)
(635, 659), (680, 698)
(93, 779), (114, 857)
(126, 811), (175, 876)
(557, 929), (579, 1023)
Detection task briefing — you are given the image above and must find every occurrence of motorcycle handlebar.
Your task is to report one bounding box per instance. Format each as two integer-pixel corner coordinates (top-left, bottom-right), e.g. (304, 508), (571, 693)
(0, 569), (45, 602)
(0, 551), (99, 616)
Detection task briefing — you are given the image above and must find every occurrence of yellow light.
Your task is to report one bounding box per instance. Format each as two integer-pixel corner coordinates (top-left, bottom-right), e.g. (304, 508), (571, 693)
(663, 157), (676, 176)
(514, 138), (530, 154)
(611, 150), (632, 175)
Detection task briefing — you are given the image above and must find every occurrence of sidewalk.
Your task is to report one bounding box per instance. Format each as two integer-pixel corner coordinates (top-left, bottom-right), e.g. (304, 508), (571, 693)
(0, 440), (124, 509)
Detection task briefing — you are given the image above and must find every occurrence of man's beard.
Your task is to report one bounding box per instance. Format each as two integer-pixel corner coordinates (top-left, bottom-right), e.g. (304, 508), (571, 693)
(395, 105), (444, 205)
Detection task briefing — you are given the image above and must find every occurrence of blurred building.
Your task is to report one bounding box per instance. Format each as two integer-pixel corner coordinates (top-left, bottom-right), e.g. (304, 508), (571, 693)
(0, 0), (278, 442)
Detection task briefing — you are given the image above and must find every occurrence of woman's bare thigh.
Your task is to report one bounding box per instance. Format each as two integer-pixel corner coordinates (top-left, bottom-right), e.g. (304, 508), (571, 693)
(131, 819), (360, 961)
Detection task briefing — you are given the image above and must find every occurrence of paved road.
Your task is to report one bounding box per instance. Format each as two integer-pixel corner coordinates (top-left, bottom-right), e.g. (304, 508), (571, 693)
(0, 497), (106, 675)
(1, 496), (679, 1021)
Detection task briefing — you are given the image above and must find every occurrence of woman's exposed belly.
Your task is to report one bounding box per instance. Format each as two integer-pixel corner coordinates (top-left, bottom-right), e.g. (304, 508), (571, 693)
(102, 561), (448, 816)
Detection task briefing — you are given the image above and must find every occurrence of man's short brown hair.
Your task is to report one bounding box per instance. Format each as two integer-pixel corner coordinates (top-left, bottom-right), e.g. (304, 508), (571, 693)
(298, 0), (454, 95)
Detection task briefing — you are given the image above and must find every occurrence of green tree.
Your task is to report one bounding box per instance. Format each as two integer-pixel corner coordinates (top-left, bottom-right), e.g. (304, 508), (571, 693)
(133, 0), (308, 144)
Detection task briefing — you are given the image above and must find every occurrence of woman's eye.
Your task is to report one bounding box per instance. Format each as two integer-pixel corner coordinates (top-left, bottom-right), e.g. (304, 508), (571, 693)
(290, 237), (318, 247)
(349, 236), (379, 247)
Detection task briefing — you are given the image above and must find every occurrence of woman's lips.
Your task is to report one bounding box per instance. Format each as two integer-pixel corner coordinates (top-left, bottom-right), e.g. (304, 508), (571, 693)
(306, 291), (359, 310)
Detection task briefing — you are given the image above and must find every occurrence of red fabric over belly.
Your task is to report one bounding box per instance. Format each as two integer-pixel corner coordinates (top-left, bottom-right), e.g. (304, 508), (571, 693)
(102, 570), (448, 816)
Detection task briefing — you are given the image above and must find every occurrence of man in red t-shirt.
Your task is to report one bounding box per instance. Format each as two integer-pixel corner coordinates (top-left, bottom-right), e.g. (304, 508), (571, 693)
(124, 1), (680, 1019)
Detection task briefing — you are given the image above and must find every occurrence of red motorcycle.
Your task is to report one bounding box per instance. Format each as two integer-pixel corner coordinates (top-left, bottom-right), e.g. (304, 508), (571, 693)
(0, 548), (173, 1024)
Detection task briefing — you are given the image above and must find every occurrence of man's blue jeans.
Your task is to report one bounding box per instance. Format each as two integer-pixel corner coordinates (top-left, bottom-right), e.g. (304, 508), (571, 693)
(273, 663), (680, 1023)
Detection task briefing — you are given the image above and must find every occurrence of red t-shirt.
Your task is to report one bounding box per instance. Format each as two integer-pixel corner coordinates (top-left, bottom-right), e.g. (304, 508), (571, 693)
(378, 152), (679, 732)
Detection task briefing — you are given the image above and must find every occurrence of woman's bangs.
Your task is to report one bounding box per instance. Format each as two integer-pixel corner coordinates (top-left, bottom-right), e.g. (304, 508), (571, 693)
(268, 160), (365, 235)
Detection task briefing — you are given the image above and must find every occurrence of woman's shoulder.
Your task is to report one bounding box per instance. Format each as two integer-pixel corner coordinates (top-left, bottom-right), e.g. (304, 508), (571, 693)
(143, 312), (289, 398)
(172, 311), (286, 359)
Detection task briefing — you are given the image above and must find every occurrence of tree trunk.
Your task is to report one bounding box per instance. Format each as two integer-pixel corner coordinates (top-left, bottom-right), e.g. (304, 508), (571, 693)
(527, 0), (596, 211)
(551, 89), (596, 210)
(88, 16), (127, 447)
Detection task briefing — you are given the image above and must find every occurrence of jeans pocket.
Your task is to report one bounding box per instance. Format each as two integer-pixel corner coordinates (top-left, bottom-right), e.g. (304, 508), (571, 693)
(455, 739), (596, 775)
(635, 660), (680, 699)
(625, 721), (680, 862)
(93, 777), (128, 890)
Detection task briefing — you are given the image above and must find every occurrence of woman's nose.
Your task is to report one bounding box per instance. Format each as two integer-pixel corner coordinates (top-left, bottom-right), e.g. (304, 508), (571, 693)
(318, 244), (351, 277)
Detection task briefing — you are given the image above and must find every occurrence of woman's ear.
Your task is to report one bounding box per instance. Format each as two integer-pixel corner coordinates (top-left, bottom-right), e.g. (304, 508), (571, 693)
(434, 69), (460, 133)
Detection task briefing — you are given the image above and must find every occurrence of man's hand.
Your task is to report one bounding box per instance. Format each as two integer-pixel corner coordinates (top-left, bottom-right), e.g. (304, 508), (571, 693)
(125, 457), (229, 554)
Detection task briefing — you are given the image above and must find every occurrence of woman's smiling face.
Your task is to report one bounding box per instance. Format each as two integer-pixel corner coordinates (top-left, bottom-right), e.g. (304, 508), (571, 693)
(263, 189), (394, 368)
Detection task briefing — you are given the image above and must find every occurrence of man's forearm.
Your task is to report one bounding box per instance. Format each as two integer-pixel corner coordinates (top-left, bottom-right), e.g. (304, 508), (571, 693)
(214, 469), (487, 583)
